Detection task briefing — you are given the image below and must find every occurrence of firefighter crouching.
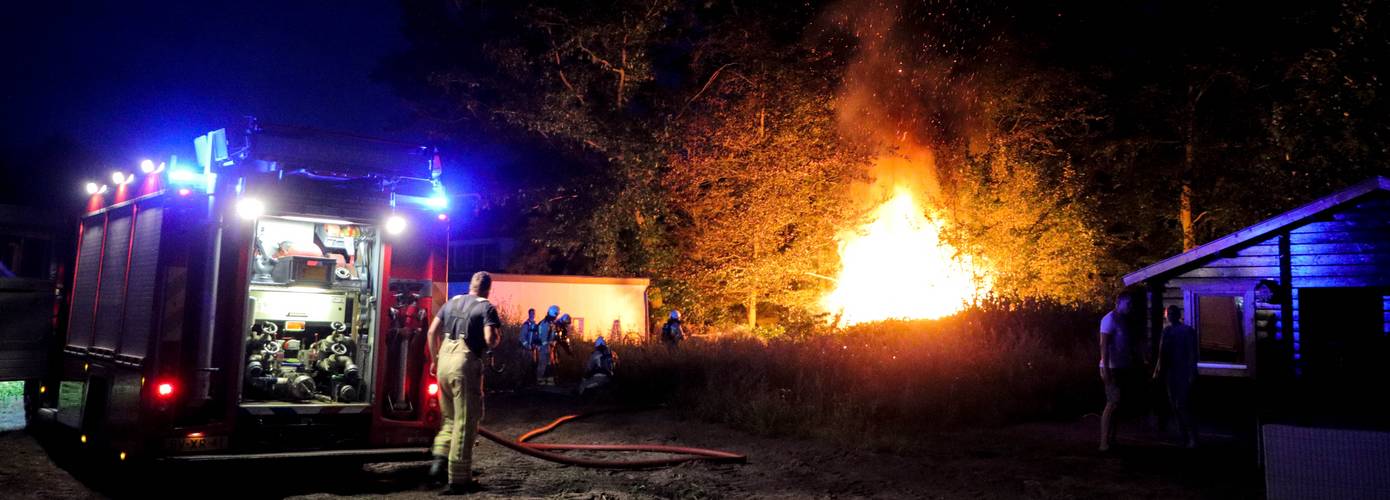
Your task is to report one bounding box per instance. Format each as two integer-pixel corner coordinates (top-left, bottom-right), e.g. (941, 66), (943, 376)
(427, 271), (502, 494)
(578, 335), (618, 396)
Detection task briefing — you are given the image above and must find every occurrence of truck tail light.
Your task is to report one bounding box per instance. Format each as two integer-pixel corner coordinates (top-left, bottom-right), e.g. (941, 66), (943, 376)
(427, 382), (439, 396)
(156, 381), (176, 398)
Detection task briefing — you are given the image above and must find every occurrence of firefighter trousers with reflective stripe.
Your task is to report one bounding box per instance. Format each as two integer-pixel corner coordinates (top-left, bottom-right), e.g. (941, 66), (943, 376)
(431, 338), (484, 485)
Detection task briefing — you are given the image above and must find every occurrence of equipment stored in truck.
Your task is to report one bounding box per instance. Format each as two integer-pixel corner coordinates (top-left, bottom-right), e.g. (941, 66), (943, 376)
(26, 119), (451, 463)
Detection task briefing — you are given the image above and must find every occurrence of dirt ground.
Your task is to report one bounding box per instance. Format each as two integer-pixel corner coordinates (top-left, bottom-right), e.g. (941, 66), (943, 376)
(0, 389), (1261, 499)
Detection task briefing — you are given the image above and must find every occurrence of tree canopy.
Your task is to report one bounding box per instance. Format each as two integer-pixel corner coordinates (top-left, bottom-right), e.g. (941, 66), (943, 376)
(383, 0), (1390, 329)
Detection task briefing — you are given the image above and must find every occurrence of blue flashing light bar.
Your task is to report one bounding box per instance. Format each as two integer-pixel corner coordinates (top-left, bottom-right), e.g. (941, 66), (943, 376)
(397, 193), (448, 212)
(425, 183), (448, 210)
(168, 169), (199, 183)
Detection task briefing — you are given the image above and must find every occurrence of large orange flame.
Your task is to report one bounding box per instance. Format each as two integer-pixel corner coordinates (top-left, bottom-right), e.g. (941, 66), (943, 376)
(823, 185), (991, 324)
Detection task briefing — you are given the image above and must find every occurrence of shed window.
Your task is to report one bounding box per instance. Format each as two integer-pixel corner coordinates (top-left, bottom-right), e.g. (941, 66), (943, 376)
(1196, 295), (1245, 364)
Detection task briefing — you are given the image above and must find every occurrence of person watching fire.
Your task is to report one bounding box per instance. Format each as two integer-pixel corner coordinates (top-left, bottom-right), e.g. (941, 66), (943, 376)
(1153, 305), (1199, 448)
(1098, 292), (1134, 452)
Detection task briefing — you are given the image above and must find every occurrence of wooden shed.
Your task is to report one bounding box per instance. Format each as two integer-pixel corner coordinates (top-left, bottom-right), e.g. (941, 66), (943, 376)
(1123, 176), (1390, 425)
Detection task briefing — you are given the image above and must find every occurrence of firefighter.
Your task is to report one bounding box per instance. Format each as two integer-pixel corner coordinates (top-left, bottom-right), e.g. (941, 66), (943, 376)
(578, 335), (617, 396)
(520, 308), (539, 374)
(536, 305), (560, 385)
(661, 310), (684, 349)
(427, 271), (502, 494)
(554, 313), (574, 357)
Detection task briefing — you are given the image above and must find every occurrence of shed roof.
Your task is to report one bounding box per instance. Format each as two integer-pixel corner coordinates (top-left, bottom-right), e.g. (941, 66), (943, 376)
(1123, 176), (1390, 286)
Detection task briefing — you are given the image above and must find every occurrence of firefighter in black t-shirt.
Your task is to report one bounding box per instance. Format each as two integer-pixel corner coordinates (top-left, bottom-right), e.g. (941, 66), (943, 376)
(426, 272), (501, 494)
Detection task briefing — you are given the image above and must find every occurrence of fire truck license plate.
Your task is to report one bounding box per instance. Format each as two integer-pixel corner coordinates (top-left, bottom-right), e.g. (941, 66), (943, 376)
(168, 435), (228, 452)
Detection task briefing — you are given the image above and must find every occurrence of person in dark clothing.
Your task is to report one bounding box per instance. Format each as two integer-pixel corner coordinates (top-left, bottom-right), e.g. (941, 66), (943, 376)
(520, 308), (538, 350)
(1153, 305), (1199, 448)
(661, 310), (684, 349)
(426, 271), (501, 494)
(519, 308), (539, 381)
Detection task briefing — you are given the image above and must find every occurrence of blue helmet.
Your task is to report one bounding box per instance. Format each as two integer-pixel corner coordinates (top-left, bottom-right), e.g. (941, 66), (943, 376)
(557, 313), (571, 325)
(547, 305), (560, 317)
(669, 310), (681, 320)
(595, 336), (606, 347)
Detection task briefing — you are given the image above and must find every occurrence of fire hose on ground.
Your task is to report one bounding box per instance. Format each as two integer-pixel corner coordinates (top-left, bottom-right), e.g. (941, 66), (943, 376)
(475, 410), (747, 469)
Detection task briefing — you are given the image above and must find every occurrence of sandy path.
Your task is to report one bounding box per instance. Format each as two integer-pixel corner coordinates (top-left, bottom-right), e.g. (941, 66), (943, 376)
(0, 390), (1259, 499)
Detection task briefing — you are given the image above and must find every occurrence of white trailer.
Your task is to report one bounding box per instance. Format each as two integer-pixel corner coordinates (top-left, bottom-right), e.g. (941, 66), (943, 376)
(449, 274), (651, 342)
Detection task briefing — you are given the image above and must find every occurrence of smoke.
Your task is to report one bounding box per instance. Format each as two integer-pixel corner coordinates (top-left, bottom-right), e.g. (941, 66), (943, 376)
(821, 0), (993, 205)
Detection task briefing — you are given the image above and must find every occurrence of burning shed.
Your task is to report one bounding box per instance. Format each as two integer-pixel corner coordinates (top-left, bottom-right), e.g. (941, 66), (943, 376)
(1123, 176), (1390, 428)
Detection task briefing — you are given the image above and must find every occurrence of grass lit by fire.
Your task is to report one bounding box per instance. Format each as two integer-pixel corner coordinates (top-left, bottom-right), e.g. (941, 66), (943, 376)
(490, 303), (1101, 449)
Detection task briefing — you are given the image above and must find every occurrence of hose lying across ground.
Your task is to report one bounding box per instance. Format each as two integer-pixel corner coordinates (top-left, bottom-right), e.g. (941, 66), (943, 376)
(476, 410), (747, 469)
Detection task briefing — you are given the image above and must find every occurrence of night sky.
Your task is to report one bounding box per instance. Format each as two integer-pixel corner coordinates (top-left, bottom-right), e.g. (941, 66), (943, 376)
(1, 1), (413, 206)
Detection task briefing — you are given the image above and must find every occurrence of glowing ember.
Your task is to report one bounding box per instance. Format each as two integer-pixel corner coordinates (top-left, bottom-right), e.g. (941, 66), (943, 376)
(823, 186), (991, 324)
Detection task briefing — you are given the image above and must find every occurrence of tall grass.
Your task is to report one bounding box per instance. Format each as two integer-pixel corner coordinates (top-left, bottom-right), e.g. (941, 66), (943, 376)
(482, 302), (1102, 447)
(601, 303), (1099, 447)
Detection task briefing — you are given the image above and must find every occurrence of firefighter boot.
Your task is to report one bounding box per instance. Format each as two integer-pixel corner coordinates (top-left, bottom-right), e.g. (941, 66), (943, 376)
(428, 456), (447, 484)
(440, 480), (485, 495)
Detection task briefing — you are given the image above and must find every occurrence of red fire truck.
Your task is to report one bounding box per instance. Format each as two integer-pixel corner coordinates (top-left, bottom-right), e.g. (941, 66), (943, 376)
(28, 119), (450, 463)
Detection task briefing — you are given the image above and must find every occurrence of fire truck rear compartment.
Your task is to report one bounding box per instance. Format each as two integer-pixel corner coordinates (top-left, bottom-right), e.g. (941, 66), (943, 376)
(240, 217), (377, 408)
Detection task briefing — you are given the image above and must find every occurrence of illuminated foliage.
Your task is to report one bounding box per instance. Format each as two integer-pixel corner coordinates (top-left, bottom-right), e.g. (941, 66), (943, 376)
(385, 0), (1390, 324)
(665, 49), (870, 326)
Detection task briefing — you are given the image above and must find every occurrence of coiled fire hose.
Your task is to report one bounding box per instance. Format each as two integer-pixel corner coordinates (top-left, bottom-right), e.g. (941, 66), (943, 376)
(476, 411), (747, 469)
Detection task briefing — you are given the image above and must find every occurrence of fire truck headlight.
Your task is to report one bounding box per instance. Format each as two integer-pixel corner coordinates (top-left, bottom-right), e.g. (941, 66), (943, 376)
(236, 198), (265, 220)
(111, 171), (128, 185)
(140, 159), (156, 174)
(85, 182), (100, 195)
(385, 215), (407, 235)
